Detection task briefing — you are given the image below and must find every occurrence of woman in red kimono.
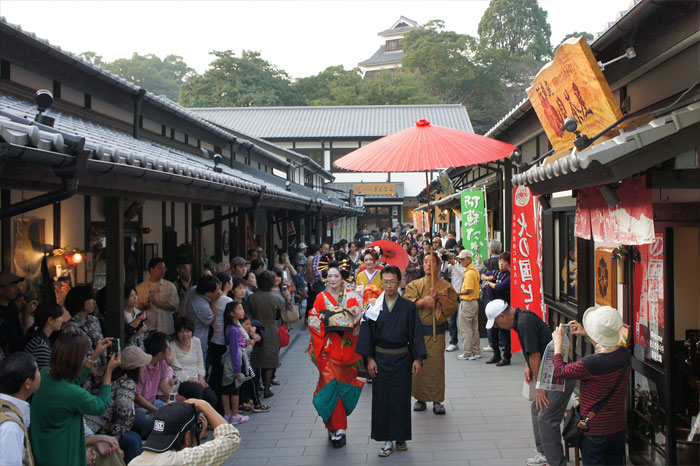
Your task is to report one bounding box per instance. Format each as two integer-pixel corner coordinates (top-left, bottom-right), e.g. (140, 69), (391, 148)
(308, 258), (364, 447)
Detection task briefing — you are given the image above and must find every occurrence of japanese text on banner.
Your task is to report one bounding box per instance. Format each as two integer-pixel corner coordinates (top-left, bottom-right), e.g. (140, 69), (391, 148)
(460, 189), (488, 264)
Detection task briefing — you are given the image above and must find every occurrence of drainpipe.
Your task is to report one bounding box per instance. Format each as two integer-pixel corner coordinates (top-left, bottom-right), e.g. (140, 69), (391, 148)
(133, 88), (146, 139)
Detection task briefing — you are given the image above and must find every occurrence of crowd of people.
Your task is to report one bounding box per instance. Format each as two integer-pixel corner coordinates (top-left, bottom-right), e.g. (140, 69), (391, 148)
(0, 222), (630, 466)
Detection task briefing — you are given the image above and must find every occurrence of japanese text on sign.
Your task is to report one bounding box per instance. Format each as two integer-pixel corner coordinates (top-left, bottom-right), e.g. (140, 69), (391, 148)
(460, 189), (488, 264)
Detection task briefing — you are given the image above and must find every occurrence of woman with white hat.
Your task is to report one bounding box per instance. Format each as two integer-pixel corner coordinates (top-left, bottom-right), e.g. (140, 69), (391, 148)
(551, 306), (631, 466)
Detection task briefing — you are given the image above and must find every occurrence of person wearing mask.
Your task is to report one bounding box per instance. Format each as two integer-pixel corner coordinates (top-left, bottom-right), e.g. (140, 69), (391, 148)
(128, 399), (241, 466)
(185, 275), (223, 362)
(29, 333), (119, 466)
(0, 271), (25, 358)
(485, 300), (575, 466)
(403, 253), (458, 415)
(136, 258), (179, 335)
(23, 302), (64, 369)
(84, 346), (152, 464)
(133, 332), (172, 438)
(455, 250), (481, 361)
(124, 286), (148, 350)
(0, 352), (41, 466)
(483, 252), (512, 366)
(552, 307), (630, 466)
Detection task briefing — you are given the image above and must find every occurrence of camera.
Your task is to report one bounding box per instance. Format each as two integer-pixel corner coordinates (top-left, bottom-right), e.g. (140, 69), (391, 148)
(168, 392), (177, 404)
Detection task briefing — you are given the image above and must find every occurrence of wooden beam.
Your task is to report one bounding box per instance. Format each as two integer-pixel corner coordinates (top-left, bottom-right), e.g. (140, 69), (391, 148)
(1, 189), (10, 270)
(104, 197), (125, 341)
(191, 204), (202, 282)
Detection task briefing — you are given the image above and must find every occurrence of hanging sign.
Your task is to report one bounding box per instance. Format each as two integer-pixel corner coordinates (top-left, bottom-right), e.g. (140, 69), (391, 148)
(460, 189), (488, 263)
(526, 36), (623, 154)
(353, 183), (396, 197)
(511, 186), (545, 353)
(633, 232), (665, 364)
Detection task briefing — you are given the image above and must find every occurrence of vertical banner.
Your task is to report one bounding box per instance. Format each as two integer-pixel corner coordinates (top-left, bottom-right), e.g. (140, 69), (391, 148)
(412, 210), (424, 234)
(460, 189), (488, 264)
(511, 186), (545, 352)
(633, 232), (665, 364)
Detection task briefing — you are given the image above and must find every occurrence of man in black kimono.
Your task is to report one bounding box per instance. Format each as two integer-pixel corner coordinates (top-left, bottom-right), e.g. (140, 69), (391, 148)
(356, 265), (427, 457)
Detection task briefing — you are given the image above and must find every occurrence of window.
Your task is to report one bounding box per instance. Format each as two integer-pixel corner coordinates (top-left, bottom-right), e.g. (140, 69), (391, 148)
(294, 148), (323, 166)
(304, 169), (313, 188)
(330, 147), (356, 172)
(557, 211), (577, 304)
(385, 39), (402, 51)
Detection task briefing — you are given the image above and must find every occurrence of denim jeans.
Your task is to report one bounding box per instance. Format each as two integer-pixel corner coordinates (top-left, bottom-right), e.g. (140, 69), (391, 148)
(581, 430), (625, 465)
(133, 399), (166, 438)
(119, 430), (143, 464)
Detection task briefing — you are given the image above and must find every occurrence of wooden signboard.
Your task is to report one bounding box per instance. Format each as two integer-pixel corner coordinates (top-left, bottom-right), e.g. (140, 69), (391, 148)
(434, 194), (448, 224)
(527, 36), (623, 154)
(353, 183), (397, 197)
(594, 247), (617, 307)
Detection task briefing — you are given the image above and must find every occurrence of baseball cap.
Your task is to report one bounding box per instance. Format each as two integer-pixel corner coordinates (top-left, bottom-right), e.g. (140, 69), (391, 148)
(230, 256), (249, 266)
(120, 346), (152, 370)
(144, 402), (198, 452)
(0, 271), (24, 287)
(456, 250), (473, 260)
(298, 242), (308, 249)
(485, 299), (509, 329)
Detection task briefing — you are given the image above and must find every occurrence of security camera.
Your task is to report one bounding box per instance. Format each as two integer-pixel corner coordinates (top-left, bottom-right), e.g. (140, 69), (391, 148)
(213, 154), (223, 165)
(35, 90), (54, 112)
(563, 117), (578, 134)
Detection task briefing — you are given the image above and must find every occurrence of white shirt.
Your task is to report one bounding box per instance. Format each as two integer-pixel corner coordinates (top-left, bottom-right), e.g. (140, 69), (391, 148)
(170, 337), (205, 382)
(0, 393), (30, 466)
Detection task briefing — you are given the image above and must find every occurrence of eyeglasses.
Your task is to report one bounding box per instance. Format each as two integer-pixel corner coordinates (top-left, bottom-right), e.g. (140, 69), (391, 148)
(382, 280), (398, 285)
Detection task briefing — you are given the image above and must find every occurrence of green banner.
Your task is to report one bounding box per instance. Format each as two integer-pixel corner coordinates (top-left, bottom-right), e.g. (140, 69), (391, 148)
(460, 189), (488, 264)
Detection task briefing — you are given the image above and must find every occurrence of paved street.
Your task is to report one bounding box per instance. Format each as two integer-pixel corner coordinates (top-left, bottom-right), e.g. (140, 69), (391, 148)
(224, 326), (549, 466)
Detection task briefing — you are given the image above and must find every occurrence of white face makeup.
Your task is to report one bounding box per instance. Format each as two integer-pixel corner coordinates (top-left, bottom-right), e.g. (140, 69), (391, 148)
(326, 267), (342, 290)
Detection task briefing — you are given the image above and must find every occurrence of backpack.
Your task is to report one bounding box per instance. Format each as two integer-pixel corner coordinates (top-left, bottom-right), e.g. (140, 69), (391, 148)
(0, 400), (34, 466)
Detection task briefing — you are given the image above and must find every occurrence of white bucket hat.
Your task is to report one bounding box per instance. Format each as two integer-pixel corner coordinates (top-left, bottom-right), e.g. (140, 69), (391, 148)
(582, 306), (623, 347)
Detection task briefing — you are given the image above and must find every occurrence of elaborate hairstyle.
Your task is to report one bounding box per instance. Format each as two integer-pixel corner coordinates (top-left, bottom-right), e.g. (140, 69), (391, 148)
(318, 253), (351, 282)
(362, 246), (381, 262)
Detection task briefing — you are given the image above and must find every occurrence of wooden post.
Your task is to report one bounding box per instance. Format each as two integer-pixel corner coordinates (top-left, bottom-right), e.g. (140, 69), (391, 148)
(237, 210), (247, 258)
(53, 202), (61, 249)
(214, 206), (222, 263)
(1, 189), (11, 271)
(192, 203), (202, 283)
(504, 160), (513, 250)
(105, 197), (125, 341)
(266, 209), (274, 269)
(282, 210), (289, 255)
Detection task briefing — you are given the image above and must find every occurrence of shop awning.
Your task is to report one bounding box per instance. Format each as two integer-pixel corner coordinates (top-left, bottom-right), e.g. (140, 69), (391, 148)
(511, 101), (700, 195)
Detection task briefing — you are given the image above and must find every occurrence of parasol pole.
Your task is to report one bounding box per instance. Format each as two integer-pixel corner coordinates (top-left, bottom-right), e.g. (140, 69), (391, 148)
(426, 171), (437, 342)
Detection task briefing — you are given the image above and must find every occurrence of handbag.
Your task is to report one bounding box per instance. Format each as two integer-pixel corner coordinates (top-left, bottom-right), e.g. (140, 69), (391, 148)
(278, 325), (290, 347)
(562, 357), (629, 447)
(281, 306), (299, 324)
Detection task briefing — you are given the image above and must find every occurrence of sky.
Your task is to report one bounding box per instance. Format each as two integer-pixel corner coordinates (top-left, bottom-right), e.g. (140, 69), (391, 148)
(0, 0), (633, 79)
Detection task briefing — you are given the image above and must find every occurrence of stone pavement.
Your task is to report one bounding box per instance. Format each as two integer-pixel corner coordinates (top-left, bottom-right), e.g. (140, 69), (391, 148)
(223, 326), (546, 466)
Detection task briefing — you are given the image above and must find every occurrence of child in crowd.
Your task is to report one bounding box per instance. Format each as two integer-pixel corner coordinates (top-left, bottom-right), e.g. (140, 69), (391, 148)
(239, 316), (269, 413)
(221, 301), (249, 424)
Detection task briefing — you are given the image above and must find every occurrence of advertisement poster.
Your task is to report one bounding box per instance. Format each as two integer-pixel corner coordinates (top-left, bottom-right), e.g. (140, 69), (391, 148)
(511, 186), (545, 353)
(633, 232), (665, 364)
(460, 189), (488, 264)
(536, 337), (570, 391)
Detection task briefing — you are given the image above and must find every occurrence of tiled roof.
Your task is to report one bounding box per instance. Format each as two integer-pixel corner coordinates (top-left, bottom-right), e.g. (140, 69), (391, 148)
(378, 16), (419, 37)
(191, 105), (473, 139)
(0, 93), (357, 214)
(358, 45), (405, 67)
(512, 102), (700, 190)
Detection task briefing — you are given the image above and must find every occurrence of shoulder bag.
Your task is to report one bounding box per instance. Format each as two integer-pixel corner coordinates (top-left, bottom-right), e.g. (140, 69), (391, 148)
(562, 357), (629, 447)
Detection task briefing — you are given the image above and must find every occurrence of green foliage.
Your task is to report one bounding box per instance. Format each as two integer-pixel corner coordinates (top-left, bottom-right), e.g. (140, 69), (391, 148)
(79, 52), (194, 101)
(477, 0), (553, 61)
(179, 50), (304, 107)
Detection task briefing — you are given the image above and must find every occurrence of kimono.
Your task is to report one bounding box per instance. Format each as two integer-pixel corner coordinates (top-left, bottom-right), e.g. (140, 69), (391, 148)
(355, 267), (383, 289)
(356, 294), (427, 442)
(403, 275), (458, 403)
(308, 287), (364, 431)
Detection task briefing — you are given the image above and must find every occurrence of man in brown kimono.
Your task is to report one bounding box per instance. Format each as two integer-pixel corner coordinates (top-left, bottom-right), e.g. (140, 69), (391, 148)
(403, 252), (458, 414)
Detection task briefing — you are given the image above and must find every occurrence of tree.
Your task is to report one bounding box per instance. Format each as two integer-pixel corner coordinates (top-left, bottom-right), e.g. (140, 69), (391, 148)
(291, 66), (363, 104)
(179, 50), (303, 107)
(558, 31), (594, 48)
(477, 0), (553, 61)
(401, 20), (507, 133)
(78, 52), (194, 101)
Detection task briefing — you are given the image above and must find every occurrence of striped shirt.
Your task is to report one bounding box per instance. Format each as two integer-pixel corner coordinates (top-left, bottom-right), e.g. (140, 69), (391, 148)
(23, 333), (52, 369)
(553, 347), (630, 436)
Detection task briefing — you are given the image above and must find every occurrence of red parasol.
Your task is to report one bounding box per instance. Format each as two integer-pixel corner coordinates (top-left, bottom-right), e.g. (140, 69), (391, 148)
(369, 240), (409, 270)
(336, 119), (515, 341)
(334, 119), (515, 172)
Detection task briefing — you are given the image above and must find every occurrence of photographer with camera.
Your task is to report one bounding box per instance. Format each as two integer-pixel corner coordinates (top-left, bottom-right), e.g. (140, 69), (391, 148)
(128, 399), (241, 466)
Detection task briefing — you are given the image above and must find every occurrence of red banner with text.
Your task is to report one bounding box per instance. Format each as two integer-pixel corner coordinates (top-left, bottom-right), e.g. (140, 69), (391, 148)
(510, 186), (545, 352)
